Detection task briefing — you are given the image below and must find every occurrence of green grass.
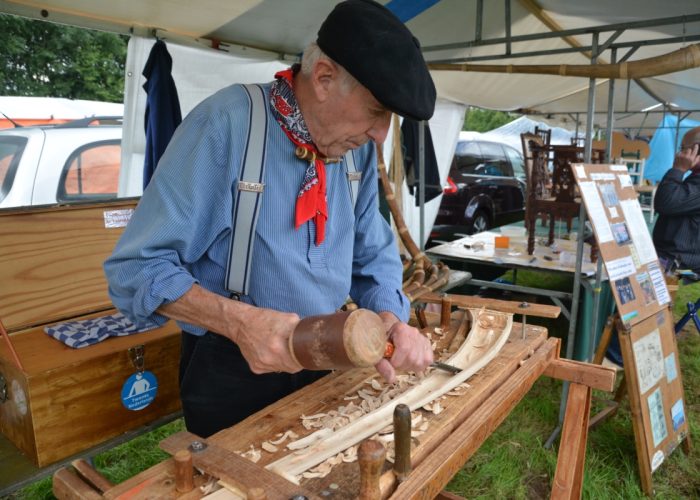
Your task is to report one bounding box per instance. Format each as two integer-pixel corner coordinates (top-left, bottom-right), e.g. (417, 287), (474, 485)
(443, 278), (700, 499)
(10, 279), (700, 500)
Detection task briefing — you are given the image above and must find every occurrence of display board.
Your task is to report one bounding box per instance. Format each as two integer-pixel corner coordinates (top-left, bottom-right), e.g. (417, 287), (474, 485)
(571, 163), (670, 327)
(573, 163), (690, 496)
(617, 309), (690, 493)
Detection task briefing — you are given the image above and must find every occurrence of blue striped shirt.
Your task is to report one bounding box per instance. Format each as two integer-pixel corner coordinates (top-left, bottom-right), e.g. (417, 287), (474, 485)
(104, 83), (409, 335)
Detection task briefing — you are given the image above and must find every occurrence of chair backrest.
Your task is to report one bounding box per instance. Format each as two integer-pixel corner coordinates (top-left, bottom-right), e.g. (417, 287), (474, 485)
(520, 132), (544, 181)
(534, 126), (552, 146)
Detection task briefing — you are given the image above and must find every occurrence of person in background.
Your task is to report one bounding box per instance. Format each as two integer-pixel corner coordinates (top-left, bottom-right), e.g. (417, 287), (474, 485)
(653, 126), (700, 275)
(104, 0), (436, 437)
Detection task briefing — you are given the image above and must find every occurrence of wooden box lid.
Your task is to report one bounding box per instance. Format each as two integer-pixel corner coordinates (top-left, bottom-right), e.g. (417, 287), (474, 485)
(0, 200), (138, 333)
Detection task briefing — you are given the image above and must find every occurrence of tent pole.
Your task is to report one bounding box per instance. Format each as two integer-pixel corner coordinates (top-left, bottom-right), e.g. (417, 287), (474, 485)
(605, 49), (617, 162)
(549, 32), (599, 448)
(674, 111), (682, 148)
(419, 120), (426, 251)
(504, 0), (511, 55)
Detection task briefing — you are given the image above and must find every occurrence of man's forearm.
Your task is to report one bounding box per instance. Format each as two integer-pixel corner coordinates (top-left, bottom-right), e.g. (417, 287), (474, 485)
(157, 283), (250, 342)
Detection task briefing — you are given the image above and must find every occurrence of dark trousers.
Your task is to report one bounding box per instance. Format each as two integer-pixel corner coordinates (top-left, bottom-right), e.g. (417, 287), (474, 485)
(179, 332), (327, 437)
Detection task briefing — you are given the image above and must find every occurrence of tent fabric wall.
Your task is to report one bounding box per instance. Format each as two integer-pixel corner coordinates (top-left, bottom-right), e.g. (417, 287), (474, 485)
(645, 114), (700, 183)
(119, 36), (286, 197)
(400, 100), (466, 248)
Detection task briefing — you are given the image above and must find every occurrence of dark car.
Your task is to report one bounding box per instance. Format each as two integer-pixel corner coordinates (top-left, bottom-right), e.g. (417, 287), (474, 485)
(429, 139), (526, 245)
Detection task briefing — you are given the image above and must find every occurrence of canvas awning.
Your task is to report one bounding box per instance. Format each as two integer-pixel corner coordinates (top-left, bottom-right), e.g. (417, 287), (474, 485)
(2, 0), (699, 132)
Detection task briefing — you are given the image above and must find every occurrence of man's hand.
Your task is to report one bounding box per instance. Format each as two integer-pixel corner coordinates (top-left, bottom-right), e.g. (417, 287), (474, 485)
(673, 143), (700, 173)
(231, 306), (303, 374)
(158, 284), (303, 375)
(375, 312), (434, 383)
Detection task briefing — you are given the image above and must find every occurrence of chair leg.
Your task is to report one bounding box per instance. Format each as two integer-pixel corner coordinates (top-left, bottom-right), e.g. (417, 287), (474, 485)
(674, 298), (700, 334)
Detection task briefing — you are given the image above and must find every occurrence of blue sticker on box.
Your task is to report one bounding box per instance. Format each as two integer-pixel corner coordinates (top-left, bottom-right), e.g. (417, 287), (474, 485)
(121, 371), (158, 411)
(671, 399), (685, 431)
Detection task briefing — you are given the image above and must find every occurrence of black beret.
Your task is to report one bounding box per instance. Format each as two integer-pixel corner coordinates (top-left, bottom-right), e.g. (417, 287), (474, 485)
(317, 0), (436, 121)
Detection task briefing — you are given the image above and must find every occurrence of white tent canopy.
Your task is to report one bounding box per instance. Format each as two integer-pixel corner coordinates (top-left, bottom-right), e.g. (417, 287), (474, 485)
(3, 0), (700, 242)
(2, 0), (699, 131)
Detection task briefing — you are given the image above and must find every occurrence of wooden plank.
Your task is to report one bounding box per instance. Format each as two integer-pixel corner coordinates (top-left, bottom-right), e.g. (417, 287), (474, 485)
(434, 492), (466, 500)
(268, 309), (514, 478)
(0, 200), (137, 332)
(543, 358), (617, 392)
(71, 458), (114, 493)
(160, 431), (319, 500)
(388, 337), (560, 499)
(419, 292), (561, 318)
(52, 467), (102, 500)
(551, 383), (592, 500)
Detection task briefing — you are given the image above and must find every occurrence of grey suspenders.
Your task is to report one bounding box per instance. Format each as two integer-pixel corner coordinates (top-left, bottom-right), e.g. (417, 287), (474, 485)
(225, 83), (362, 296)
(225, 84), (268, 296)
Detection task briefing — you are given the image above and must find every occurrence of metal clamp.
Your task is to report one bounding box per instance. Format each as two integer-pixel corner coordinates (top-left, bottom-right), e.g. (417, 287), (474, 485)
(189, 440), (208, 453)
(128, 345), (145, 374)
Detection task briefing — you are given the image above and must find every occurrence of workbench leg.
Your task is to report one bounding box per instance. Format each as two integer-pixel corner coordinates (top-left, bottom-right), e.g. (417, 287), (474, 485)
(551, 382), (592, 500)
(592, 316), (614, 365)
(53, 467), (103, 500)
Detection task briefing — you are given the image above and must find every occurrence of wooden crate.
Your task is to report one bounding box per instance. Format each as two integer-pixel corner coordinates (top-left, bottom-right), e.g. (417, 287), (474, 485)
(0, 200), (181, 467)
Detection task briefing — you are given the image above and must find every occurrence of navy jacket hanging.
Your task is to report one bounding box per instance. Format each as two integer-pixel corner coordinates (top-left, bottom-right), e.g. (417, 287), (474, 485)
(401, 118), (442, 205)
(142, 39), (182, 188)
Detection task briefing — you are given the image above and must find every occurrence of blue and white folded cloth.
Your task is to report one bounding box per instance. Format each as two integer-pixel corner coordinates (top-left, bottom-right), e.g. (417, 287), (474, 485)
(45, 313), (158, 349)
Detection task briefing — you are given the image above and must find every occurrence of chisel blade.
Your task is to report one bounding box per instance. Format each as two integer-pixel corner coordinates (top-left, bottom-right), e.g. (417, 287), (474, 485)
(431, 361), (462, 374)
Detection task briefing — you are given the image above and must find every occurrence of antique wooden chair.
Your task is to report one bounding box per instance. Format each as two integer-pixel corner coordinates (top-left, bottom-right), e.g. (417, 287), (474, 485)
(520, 132), (550, 229)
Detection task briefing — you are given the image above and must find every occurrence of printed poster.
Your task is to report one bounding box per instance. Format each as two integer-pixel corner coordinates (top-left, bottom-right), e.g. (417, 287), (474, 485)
(579, 181), (614, 243)
(633, 329), (665, 394)
(619, 199), (657, 264)
(647, 388), (668, 447)
(647, 262), (671, 306)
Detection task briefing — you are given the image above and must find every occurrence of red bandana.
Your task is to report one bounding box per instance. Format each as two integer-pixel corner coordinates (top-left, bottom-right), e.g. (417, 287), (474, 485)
(270, 67), (327, 245)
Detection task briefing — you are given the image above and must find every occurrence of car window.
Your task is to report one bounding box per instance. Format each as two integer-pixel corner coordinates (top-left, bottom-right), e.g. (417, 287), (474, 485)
(504, 146), (526, 179)
(453, 141), (483, 174)
(57, 140), (121, 202)
(476, 142), (512, 177)
(0, 136), (27, 204)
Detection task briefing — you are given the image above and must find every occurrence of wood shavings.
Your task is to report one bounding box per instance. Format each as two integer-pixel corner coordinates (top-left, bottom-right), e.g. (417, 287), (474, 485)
(199, 477), (218, 495)
(433, 327), (444, 336)
(370, 378), (383, 391)
(287, 428), (333, 450)
(343, 394), (358, 400)
(419, 421), (429, 432)
(269, 430), (298, 445)
(423, 401), (443, 415)
(239, 445), (261, 463)
(261, 441), (278, 453)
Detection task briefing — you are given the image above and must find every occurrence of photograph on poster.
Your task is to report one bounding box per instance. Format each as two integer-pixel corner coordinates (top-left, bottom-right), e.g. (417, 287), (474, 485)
(671, 399), (686, 431)
(637, 272), (657, 305)
(615, 277), (636, 305)
(598, 182), (620, 207)
(612, 222), (632, 246)
(633, 329), (665, 394)
(647, 388), (668, 447)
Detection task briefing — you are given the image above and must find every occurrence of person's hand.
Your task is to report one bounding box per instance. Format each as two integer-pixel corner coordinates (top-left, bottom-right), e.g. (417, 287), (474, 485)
(673, 143), (700, 173)
(374, 312), (434, 383)
(230, 306), (303, 374)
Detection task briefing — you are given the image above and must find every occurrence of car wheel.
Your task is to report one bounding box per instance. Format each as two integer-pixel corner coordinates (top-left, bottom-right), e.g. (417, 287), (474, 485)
(470, 209), (490, 234)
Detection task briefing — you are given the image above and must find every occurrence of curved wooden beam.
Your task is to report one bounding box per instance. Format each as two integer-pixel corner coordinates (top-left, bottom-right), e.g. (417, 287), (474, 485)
(429, 43), (700, 79)
(266, 308), (513, 480)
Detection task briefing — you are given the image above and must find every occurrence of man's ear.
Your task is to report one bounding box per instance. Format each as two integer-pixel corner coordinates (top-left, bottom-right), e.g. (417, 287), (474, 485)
(310, 58), (338, 102)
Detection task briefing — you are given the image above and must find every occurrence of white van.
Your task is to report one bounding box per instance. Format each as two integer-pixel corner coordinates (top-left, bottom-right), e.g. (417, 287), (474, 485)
(0, 118), (122, 209)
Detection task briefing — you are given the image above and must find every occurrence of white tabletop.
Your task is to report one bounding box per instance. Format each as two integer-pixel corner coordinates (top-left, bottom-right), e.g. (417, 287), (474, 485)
(427, 230), (600, 278)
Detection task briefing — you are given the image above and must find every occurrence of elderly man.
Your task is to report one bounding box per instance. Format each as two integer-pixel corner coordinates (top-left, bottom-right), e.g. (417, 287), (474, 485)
(105, 0), (436, 437)
(652, 126), (700, 274)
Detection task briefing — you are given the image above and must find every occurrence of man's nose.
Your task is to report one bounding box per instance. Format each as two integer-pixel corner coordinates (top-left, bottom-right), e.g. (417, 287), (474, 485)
(367, 112), (392, 144)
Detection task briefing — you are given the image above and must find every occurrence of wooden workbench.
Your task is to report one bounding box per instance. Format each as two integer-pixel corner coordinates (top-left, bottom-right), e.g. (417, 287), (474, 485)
(54, 310), (615, 500)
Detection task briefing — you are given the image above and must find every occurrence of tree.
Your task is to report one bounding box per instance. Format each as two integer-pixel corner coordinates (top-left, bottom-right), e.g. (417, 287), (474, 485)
(0, 14), (127, 102)
(464, 107), (518, 133)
